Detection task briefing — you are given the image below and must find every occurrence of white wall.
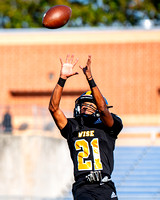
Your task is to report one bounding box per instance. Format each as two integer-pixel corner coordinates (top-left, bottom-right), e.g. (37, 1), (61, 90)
(0, 134), (73, 199)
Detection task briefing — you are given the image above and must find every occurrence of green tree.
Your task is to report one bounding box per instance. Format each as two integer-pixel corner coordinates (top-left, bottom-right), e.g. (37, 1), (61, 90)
(0, 0), (159, 28)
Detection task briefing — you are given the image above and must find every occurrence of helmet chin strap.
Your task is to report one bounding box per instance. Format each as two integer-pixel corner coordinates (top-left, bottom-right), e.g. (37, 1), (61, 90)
(81, 113), (98, 123)
(76, 113), (101, 131)
(81, 114), (91, 118)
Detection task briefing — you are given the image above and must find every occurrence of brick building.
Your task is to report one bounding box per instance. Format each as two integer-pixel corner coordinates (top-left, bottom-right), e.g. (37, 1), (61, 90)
(0, 29), (160, 129)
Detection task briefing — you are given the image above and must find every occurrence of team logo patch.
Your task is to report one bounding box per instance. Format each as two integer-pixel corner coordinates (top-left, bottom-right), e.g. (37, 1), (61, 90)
(111, 191), (117, 198)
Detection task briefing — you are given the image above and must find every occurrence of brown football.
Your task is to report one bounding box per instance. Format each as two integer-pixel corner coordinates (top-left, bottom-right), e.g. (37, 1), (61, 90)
(42, 5), (72, 29)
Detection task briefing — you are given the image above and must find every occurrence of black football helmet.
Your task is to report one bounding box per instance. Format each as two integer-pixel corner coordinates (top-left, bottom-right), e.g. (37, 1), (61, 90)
(74, 91), (113, 118)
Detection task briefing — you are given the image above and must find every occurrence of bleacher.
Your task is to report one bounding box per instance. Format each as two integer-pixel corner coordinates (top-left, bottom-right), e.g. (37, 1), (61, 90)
(113, 146), (160, 200)
(60, 146), (160, 200)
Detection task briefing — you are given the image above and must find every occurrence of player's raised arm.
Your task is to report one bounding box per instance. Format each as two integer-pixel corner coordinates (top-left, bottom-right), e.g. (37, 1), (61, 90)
(49, 55), (79, 130)
(79, 55), (114, 127)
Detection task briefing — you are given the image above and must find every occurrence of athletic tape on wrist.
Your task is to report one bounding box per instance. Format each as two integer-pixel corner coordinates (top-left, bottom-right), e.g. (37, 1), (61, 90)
(58, 77), (66, 87)
(88, 78), (96, 88)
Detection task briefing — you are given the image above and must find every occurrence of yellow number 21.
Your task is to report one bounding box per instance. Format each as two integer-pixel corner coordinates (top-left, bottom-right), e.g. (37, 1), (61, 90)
(75, 138), (103, 171)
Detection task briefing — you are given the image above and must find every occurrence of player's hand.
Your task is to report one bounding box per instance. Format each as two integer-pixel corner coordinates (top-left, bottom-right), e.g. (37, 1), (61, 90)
(60, 55), (79, 79)
(79, 55), (92, 80)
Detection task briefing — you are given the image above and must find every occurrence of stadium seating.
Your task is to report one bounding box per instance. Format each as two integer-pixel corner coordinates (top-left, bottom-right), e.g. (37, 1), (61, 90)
(113, 146), (160, 200)
(59, 146), (160, 200)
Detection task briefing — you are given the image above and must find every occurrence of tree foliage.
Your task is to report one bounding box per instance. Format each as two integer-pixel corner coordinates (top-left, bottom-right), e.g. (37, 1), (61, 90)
(0, 0), (159, 28)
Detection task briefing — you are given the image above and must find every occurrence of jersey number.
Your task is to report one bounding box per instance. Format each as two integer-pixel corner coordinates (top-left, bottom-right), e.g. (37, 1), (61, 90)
(75, 138), (103, 171)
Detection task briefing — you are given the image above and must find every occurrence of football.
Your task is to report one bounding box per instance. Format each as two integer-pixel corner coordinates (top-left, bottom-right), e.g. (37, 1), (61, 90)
(42, 5), (72, 29)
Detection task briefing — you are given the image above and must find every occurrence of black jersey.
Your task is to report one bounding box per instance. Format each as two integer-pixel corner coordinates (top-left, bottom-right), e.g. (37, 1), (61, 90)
(60, 113), (123, 182)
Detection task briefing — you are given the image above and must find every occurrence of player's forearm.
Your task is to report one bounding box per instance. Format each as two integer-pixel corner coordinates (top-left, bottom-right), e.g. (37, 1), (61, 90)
(87, 77), (114, 126)
(48, 77), (66, 113)
(87, 78), (106, 113)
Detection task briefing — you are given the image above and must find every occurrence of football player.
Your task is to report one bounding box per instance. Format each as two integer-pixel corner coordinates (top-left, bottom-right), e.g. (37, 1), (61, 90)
(49, 55), (123, 200)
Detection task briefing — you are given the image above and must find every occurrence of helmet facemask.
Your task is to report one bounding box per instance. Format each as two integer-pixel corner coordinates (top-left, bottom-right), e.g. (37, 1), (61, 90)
(74, 91), (112, 120)
(74, 91), (113, 127)
(80, 102), (97, 116)
(74, 96), (100, 119)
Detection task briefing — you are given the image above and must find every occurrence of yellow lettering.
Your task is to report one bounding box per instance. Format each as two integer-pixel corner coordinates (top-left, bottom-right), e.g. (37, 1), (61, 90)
(78, 131), (83, 137)
(86, 131), (90, 137)
(78, 130), (95, 138)
(90, 131), (94, 137)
